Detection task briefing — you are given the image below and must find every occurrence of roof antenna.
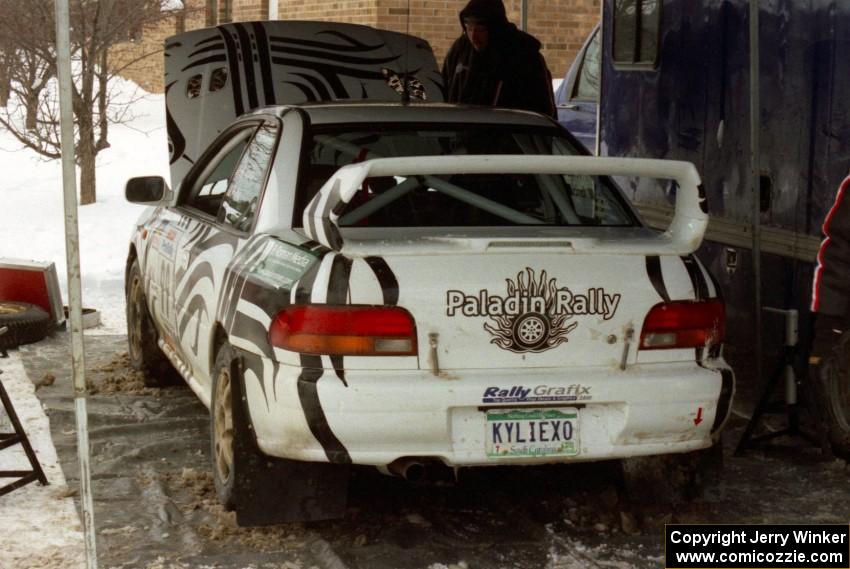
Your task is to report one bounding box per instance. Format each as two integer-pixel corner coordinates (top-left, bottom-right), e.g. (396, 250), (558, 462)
(401, 0), (411, 105)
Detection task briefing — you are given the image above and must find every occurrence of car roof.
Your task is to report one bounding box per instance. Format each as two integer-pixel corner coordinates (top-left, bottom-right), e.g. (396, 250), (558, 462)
(255, 102), (560, 128)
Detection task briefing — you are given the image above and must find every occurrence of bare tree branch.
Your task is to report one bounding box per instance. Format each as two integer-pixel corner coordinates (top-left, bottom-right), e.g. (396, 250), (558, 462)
(0, 0), (179, 203)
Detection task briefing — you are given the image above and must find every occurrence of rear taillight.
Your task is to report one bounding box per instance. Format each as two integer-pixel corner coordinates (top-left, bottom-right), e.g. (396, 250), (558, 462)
(639, 299), (725, 350)
(269, 305), (417, 356)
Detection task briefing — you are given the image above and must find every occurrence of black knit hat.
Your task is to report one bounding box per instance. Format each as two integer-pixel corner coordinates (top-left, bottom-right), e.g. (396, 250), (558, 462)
(459, 0), (508, 29)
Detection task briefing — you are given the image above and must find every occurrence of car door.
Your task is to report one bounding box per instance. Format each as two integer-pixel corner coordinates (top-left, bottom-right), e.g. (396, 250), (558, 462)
(555, 26), (600, 153)
(172, 119), (280, 384)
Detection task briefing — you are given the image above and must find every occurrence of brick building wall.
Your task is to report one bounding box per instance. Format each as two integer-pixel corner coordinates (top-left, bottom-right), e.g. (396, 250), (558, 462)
(272, 0), (599, 80)
(278, 0), (378, 25)
(372, 0), (599, 80)
(231, 0), (269, 22)
(110, 0), (206, 93)
(115, 0), (598, 93)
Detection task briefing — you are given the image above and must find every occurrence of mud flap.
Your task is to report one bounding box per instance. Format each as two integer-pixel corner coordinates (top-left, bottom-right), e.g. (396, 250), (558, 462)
(619, 442), (723, 510)
(233, 458), (350, 526)
(231, 356), (349, 526)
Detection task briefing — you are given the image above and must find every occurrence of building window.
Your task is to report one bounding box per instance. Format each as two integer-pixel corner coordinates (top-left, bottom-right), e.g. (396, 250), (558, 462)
(612, 0), (661, 67)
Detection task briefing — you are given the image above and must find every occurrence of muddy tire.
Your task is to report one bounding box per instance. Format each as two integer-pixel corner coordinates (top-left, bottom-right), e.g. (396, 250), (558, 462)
(0, 301), (50, 350)
(210, 342), (349, 525)
(813, 330), (850, 458)
(126, 259), (177, 387)
(210, 342), (251, 510)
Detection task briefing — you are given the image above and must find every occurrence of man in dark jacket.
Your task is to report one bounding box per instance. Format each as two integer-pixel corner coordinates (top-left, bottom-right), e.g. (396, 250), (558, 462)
(442, 0), (556, 117)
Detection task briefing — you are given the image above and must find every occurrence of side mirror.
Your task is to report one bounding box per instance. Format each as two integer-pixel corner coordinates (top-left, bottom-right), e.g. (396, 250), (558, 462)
(125, 176), (169, 204)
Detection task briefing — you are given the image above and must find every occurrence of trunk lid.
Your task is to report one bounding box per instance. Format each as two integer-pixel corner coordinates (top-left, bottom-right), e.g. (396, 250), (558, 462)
(339, 231), (694, 371)
(366, 246), (654, 371)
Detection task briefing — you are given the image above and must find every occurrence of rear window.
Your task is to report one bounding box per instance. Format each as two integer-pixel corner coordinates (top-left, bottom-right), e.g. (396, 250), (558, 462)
(295, 124), (638, 228)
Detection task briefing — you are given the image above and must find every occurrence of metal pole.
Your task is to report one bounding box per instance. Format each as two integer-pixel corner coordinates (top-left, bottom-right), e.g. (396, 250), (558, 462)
(520, 0), (528, 31)
(53, 1), (98, 567)
(268, 0), (278, 20)
(749, 0), (763, 393)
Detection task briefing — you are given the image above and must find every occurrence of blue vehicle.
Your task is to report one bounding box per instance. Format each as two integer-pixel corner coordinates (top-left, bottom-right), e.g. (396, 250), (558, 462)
(559, 1), (850, 351)
(554, 25), (600, 153)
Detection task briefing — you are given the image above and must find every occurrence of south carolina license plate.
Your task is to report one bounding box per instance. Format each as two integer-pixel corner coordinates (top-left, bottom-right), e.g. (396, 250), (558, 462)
(485, 408), (579, 458)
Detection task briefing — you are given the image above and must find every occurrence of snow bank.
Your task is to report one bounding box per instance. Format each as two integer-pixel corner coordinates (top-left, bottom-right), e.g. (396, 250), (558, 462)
(0, 77), (170, 334)
(0, 352), (85, 568)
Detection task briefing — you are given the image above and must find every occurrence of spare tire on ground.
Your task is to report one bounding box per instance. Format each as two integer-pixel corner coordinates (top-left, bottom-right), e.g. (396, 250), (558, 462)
(0, 301), (51, 350)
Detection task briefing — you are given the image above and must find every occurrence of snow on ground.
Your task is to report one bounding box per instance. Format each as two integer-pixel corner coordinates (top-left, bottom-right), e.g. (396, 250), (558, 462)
(0, 350), (86, 569)
(0, 77), (167, 568)
(0, 79), (170, 334)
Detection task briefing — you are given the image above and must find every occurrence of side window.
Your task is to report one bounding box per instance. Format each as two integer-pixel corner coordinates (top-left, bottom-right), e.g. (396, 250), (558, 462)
(573, 29), (601, 101)
(182, 128), (254, 217)
(612, 0), (661, 67)
(219, 121), (278, 232)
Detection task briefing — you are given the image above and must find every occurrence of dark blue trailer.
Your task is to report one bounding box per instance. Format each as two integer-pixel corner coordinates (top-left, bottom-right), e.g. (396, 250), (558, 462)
(559, 0), (850, 350)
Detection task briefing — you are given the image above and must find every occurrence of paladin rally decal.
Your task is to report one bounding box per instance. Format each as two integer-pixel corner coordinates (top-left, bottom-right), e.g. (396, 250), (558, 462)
(446, 268), (621, 354)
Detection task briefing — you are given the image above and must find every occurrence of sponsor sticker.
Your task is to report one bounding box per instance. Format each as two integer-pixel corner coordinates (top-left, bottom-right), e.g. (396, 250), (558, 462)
(252, 241), (319, 289)
(446, 268), (621, 354)
(150, 221), (179, 261)
(482, 384), (592, 404)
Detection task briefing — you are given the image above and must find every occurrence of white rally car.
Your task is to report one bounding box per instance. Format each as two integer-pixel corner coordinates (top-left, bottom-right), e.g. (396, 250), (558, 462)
(125, 21), (734, 525)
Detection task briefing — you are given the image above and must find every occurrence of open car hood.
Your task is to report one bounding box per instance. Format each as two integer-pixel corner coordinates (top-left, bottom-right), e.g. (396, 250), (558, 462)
(164, 21), (444, 188)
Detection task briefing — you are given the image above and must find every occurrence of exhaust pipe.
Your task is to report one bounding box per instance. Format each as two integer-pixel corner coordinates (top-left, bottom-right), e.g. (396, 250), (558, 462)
(388, 458), (426, 482)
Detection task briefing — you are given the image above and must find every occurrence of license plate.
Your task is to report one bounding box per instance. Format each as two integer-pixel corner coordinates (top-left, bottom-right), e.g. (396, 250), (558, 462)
(485, 408), (579, 458)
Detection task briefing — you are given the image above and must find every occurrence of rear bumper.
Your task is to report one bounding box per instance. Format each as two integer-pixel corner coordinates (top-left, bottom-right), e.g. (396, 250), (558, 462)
(241, 355), (734, 467)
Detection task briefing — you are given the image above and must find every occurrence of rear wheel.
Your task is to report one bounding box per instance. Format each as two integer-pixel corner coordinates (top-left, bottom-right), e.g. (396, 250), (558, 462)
(813, 330), (850, 458)
(209, 342), (350, 525)
(211, 342), (246, 510)
(126, 259), (177, 387)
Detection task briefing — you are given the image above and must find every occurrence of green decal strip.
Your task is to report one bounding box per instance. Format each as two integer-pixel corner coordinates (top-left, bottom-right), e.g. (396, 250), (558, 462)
(252, 241), (320, 289)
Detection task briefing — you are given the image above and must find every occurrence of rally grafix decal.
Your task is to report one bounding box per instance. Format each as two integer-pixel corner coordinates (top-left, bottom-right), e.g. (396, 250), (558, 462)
(482, 384), (592, 404)
(446, 268), (621, 354)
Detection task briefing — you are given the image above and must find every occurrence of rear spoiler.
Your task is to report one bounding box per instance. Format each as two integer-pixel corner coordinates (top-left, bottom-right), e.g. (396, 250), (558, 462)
(302, 155), (707, 254)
